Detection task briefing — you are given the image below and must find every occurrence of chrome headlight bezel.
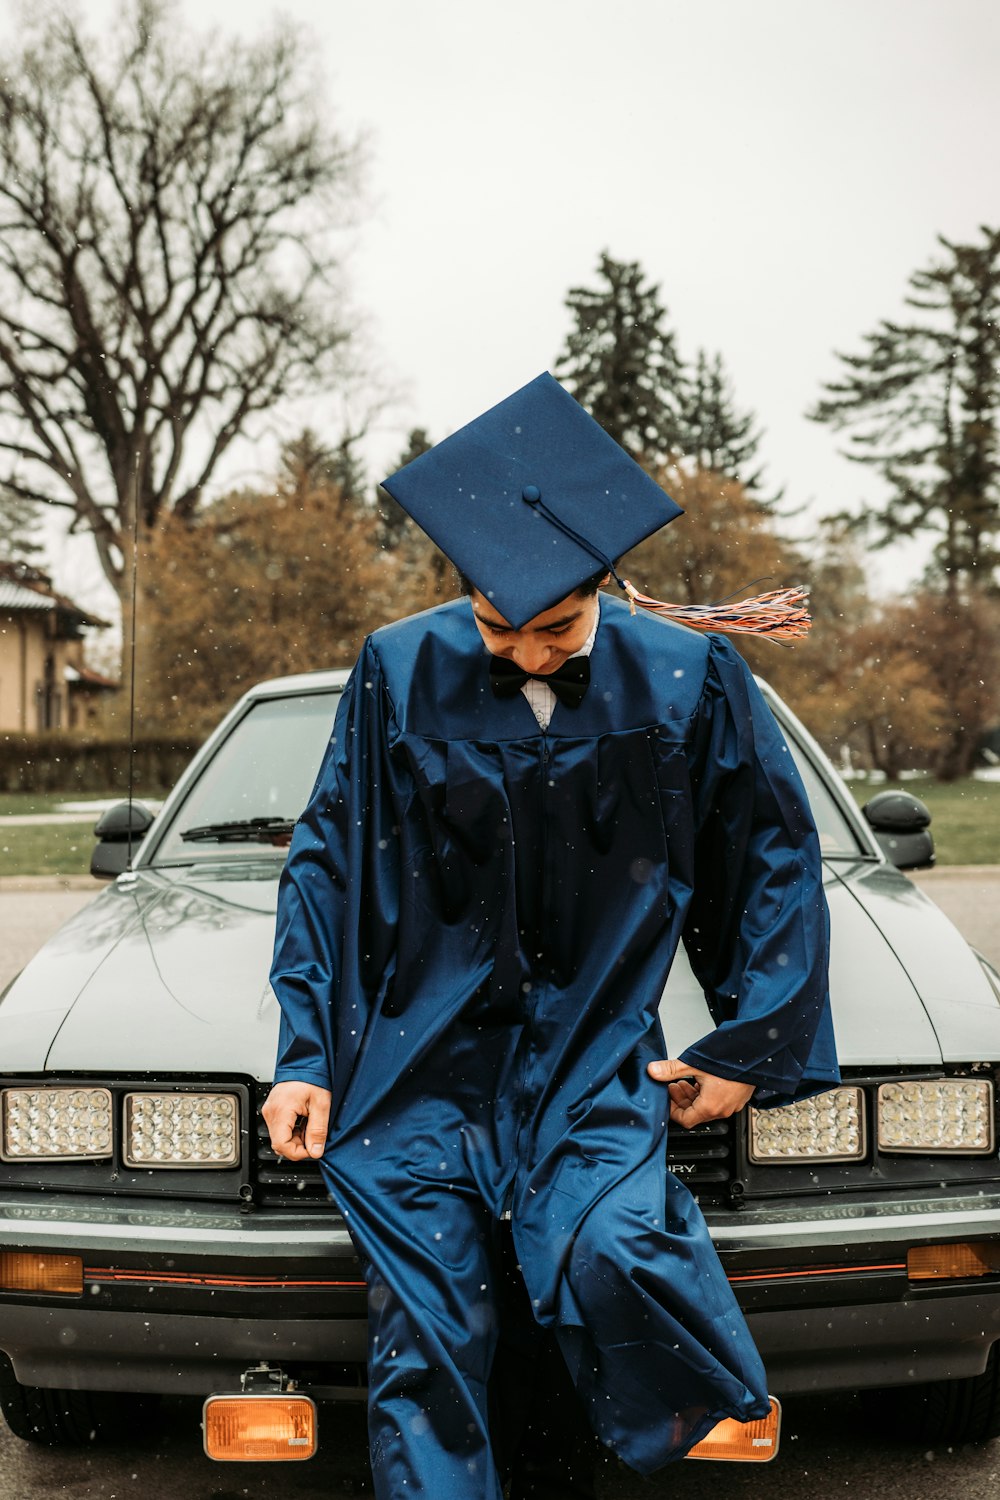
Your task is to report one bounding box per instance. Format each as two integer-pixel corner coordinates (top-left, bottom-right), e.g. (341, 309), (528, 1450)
(747, 1085), (866, 1165)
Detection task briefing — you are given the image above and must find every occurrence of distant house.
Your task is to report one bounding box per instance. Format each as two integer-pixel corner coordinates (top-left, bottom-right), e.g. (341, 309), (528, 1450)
(0, 562), (116, 733)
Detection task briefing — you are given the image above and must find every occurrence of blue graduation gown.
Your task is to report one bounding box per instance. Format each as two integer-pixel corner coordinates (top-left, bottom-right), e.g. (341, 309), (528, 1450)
(270, 595), (839, 1494)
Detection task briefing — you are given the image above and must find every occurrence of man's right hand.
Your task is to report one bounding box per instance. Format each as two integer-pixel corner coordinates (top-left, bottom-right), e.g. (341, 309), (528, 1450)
(262, 1081), (332, 1162)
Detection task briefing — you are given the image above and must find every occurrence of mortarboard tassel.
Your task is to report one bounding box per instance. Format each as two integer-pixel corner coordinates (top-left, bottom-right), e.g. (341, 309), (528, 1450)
(620, 581), (812, 641)
(512, 489), (812, 641)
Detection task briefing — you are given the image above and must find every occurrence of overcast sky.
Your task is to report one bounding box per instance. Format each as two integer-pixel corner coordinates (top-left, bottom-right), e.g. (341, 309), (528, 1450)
(5, 0), (999, 610)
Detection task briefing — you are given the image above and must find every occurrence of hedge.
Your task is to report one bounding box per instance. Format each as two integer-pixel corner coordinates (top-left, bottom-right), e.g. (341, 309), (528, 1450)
(0, 734), (202, 793)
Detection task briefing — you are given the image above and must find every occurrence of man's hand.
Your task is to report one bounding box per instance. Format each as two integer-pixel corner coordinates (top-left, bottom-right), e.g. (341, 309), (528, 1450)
(647, 1058), (755, 1130)
(262, 1080), (332, 1161)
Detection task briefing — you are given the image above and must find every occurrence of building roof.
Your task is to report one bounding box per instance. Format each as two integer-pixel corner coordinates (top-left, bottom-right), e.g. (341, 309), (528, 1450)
(0, 579), (54, 612)
(65, 663), (119, 692)
(0, 562), (110, 629)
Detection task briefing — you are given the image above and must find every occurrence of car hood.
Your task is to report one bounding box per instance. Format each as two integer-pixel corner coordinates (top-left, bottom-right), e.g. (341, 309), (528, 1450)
(1, 864), (284, 1079)
(3, 858), (999, 1080)
(663, 863), (1000, 1068)
(827, 861), (1000, 1064)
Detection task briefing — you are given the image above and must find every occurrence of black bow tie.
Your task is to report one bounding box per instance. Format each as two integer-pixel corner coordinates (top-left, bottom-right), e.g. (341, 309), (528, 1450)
(488, 654), (590, 709)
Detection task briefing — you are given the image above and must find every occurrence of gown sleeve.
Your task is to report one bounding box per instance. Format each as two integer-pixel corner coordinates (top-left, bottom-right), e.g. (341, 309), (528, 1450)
(677, 635), (841, 1107)
(269, 639), (400, 1096)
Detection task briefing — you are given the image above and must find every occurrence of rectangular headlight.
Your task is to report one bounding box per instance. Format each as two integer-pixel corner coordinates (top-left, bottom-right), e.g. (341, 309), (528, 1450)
(0, 1087), (113, 1161)
(123, 1092), (239, 1168)
(877, 1079), (995, 1154)
(748, 1086), (865, 1164)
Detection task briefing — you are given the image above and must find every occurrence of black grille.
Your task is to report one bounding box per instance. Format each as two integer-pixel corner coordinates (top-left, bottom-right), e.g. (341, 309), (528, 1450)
(666, 1119), (734, 1201)
(253, 1093), (332, 1205)
(254, 1091), (736, 1206)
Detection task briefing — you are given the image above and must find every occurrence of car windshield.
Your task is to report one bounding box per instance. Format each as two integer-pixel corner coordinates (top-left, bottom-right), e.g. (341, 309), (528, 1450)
(786, 741), (866, 857)
(150, 690), (340, 865)
(148, 683), (865, 867)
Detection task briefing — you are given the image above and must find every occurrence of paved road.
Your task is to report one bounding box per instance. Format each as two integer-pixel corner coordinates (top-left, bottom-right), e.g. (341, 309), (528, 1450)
(909, 867), (1000, 971)
(2, 872), (1000, 1495)
(0, 881), (97, 990)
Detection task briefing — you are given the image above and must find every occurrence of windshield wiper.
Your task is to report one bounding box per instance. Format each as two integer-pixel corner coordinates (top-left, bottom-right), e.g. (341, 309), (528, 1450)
(179, 817), (297, 843)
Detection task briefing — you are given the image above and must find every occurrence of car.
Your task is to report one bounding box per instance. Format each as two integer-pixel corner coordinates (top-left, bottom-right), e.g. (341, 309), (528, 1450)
(2, 667), (1000, 1458)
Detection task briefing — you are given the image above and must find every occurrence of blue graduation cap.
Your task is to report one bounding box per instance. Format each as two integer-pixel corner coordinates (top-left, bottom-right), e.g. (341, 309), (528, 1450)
(380, 372), (681, 628)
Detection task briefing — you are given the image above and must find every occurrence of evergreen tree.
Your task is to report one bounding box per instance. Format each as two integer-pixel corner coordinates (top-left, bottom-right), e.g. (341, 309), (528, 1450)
(377, 428), (432, 549)
(329, 434), (368, 507)
(396, 427), (433, 468)
(0, 491), (45, 563)
(278, 431), (340, 495)
(555, 253), (685, 458)
(278, 427), (368, 508)
(678, 351), (776, 503)
(809, 227), (1000, 595)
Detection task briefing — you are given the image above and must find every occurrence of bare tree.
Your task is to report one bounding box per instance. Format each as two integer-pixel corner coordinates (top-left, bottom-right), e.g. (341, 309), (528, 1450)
(0, 0), (364, 656)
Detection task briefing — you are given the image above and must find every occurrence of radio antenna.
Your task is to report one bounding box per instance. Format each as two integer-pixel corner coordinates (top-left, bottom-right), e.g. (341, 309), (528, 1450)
(126, 451), (140, 871)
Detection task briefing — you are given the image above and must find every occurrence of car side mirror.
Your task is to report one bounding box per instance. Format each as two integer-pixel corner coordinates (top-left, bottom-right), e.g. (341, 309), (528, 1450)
(861, 790), (935, 871)
(90, 801), (157, 880)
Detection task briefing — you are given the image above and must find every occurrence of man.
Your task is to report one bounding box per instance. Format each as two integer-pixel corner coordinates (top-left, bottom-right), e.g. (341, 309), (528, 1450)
(264, 373), (838, 1498)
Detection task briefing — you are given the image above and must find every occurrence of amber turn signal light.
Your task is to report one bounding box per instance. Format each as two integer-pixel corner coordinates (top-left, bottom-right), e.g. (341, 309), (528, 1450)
(0, 1252), (83, 1296)
(203, 1393), (317, 1461)
(686, 1396), (781, 1462)
(908, 1242), (1000, 1281)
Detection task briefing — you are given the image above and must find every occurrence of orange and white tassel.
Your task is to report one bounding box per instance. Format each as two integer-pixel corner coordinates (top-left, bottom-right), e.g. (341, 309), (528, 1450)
(621, 581), (811, 641)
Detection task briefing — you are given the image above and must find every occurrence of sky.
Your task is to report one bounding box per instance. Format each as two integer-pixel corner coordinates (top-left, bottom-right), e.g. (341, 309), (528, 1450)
(3, 0), (999, 617)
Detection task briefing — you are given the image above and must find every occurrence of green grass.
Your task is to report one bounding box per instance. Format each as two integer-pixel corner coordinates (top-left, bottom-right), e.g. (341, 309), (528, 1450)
(0, 790), (157, 815)
(848, 776), (1000, 866)
(0, 792), (81, 816)
(0, 823), (96, 876)
(2, 783), (998, 877)
(0, 790), (159, 877)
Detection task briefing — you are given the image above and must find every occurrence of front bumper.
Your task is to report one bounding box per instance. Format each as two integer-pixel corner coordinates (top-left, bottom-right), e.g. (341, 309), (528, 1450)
(0, 1192), (366, 1393)
(707, 1188), (1000, 1392)
(3, 1188), (1000, 1396)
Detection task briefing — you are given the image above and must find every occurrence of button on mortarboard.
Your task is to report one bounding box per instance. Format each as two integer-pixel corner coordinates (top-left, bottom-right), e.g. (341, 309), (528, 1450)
(379, 372), (682, 629)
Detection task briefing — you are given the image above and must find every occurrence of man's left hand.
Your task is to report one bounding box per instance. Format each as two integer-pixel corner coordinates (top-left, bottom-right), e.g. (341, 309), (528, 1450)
(647, 1059), (755, 1129)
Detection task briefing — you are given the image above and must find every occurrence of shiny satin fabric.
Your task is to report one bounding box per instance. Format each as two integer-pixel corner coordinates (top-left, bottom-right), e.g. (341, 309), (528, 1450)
(270, 595), (839, 1493)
